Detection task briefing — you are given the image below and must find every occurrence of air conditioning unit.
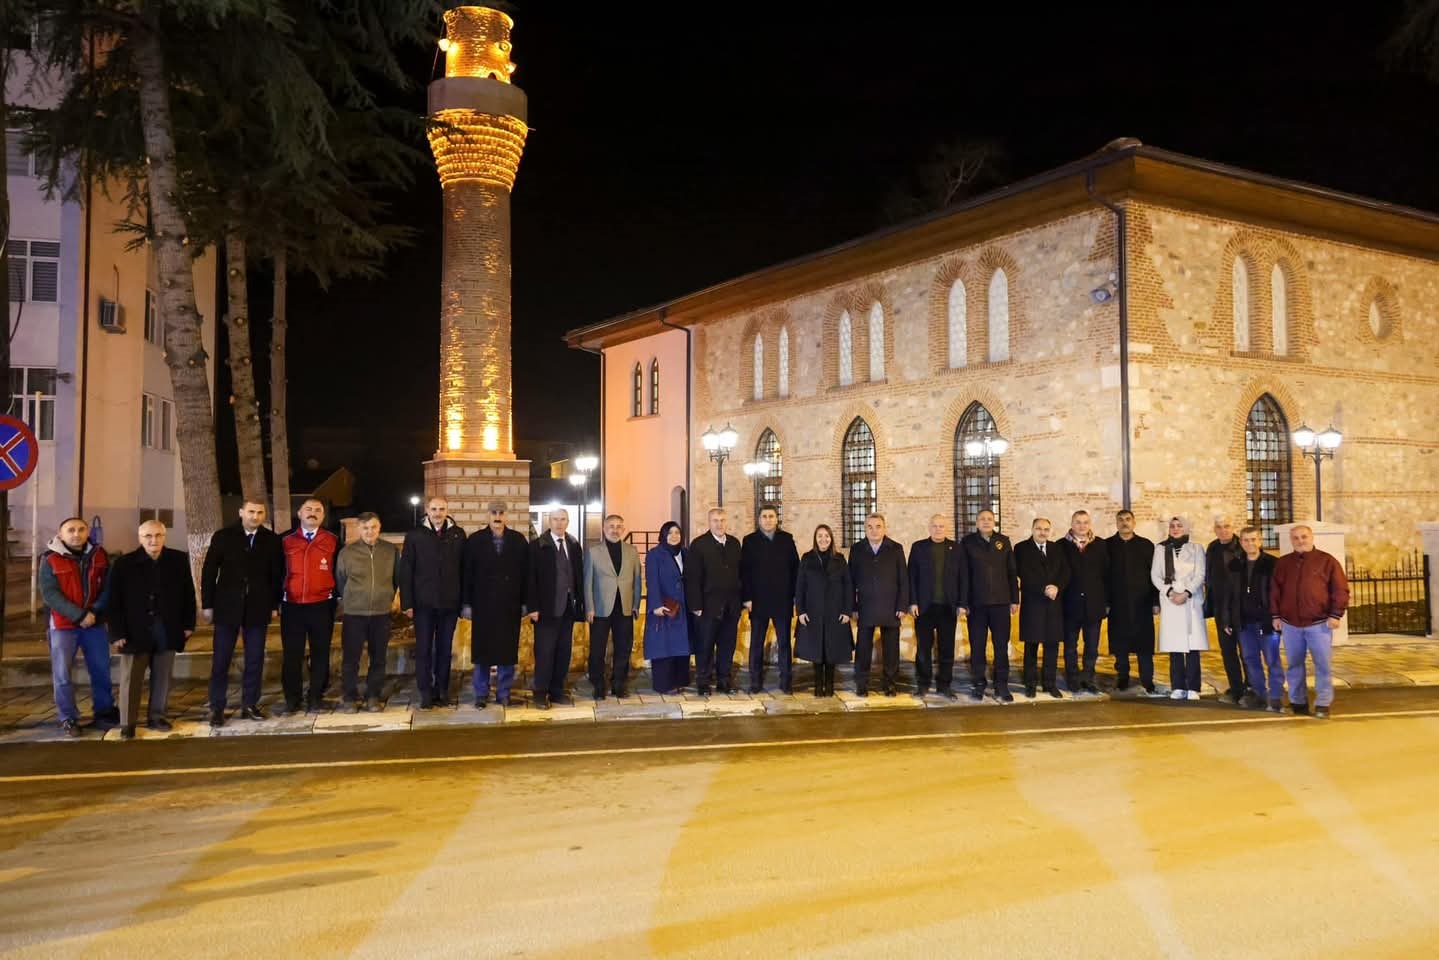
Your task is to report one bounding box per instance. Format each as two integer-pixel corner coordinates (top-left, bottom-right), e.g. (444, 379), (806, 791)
(98, 298), (126, 333)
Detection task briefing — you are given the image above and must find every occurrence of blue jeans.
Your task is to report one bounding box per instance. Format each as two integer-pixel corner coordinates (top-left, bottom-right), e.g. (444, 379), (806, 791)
(1238, 623), (1284, 704)
(48, 626), (115, 723)
(473, 663), (515, 702)
(1281, 621), (1334, 708)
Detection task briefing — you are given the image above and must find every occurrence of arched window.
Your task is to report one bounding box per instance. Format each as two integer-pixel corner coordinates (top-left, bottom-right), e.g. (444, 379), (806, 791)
(840, 418), (877, 548)
(631, 363), (643, 417)
(752, 333), (765, 401)
(1271, 264), (1288, 356)
(954, 402), (1002, 533)
(868, 301), (885, 381)
(947, 279), (967, 369)
(649, 359), (660, 415)
(778, 327), (790, 398)
(838, 310), (853, 386)
(1232, 257), (1250, 351)
(755, 428), (783, 524)
(1245, 394), (1293, 549)
(987, 269), (1010, 363)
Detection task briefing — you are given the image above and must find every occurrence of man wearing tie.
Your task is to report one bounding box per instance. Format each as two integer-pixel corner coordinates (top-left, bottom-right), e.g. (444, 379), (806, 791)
(527, 509), (585, 709)
(279, 498), (340, 713)
(1014, 517), (1070, 699)
(201, 500), (285, 727)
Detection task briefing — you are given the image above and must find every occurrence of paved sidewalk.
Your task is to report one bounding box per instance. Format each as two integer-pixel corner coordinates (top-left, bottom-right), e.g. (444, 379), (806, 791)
(2, 639), (1435, 744)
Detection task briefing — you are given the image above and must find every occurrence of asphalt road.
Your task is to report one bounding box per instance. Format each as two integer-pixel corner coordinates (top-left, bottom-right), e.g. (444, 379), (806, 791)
(2, 688), (1437, 958)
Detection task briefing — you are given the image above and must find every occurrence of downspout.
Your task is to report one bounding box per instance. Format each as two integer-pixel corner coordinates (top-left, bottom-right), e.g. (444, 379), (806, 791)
(657, 306), (691, 534)
(75, 33), (96, 517)
(574, 341), (604, 520)
(1086, 167), (1132, 511)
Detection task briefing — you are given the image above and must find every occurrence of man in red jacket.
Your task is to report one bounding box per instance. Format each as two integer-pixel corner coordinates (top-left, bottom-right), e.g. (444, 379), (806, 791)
(1270, 525), (1349, 719)
(280, 499), (340, 712)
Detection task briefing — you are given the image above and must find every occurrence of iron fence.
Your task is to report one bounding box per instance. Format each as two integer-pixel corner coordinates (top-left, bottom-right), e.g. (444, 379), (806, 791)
(1345, 551), (1431, 636)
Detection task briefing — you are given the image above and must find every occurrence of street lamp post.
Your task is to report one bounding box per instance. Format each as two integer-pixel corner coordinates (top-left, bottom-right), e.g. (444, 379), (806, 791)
(409, 494), (421, 527)
(701, 424), (738, 507)
(962, 432), (1010, 526)
(742, 460), (772, 526)
(571, 454), (599, 543)
(1293, 423), (1343, 522)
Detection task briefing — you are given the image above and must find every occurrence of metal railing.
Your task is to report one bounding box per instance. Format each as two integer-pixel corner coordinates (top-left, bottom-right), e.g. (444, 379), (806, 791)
(1345, 551), (1431, 636)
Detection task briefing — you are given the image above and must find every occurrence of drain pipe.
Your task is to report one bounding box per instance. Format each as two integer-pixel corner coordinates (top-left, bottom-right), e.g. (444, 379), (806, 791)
(573, 341), (604, 527)
(657, 306), (692, 534)
(1086, 168), (1133, 511)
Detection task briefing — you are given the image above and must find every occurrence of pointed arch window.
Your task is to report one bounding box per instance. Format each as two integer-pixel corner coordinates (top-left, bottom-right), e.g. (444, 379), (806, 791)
(1271, 265), (1289, 356)
(947, 279), (967, 369)
(838, 310), (853, 386)
(631, 363), (643, 417)
(649, 359), (660, 415)
(752, 333), (764, 401)
(1245, 394), (1293, 549)
(954, 402), (1002, 533)
(778, 327), (790, 398)
(840, 418), (876, 548)
(755, 428), (783, 524)
(1232, 257), (1250, 351)
(868, 302), (885, 381)
(987, 269), (1010, 363)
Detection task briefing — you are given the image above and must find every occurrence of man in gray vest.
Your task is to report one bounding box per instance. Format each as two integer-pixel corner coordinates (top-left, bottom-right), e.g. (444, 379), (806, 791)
(526, 509), (585, 709)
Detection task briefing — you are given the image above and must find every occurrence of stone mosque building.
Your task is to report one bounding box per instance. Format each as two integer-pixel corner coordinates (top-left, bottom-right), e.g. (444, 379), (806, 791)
(567, 139), (1439, 566)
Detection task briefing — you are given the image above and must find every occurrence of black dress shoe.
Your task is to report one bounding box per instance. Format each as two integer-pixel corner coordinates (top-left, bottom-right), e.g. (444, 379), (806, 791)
(475, 700), (487, 710)
(716, 683), (733, 695)
(614, 687), (628, 699)
(418, 696), (434, 711)
(697, 685), (711, 696)
(146, 718), (173, 732)
(855, 689), (869, 698)
(120, 725), (136, 740)
(778, 683), (792, 695)
(1083, 681), (1100, 694)
(365, 698), (383, 713)
(1045, 686), (1064, 699)
(592, 690), (605, 702)
(209, 710), (225, 728)
(1115, 676), (1131, 691)
(1291, 703), (1310, 716)
(1024, 685), (1037, 698)
(996, 690), (1015, 703)
(748, 684), (763, 695)
(940, 688), (958, 701)
(240, 705), (266, 721)
(968, 688), (984, 702)
(533, 696), (551, 711)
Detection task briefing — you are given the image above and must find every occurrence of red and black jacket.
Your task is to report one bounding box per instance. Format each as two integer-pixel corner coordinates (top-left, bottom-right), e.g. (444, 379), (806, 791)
(282, 526), (339, 605)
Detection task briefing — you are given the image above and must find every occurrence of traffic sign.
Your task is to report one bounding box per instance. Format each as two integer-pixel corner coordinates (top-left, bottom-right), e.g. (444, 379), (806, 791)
(0, 414), (39, 490)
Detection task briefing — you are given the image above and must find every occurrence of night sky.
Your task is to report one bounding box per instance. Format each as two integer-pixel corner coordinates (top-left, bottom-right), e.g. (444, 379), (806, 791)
(231, 2), (1438, 523)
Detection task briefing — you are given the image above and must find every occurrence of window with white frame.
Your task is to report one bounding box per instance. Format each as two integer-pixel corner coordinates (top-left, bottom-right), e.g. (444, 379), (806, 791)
(777, 327), (790, 398)
(6, 239), (60, 303)
(144, 289), (163, 345)
(1232, 257), (1250, 351)
(5, 130), (36, 176)
(987, 268), (1010, 362)
(838, 310), (853, 386)
(868, 302), (885, 381)
(8, 367), (56, 440)
(947, 278), (967, 368)
(752, 333), (764, 401)
(141, 393), (174, 451)
(1271, 264), (1289, 357)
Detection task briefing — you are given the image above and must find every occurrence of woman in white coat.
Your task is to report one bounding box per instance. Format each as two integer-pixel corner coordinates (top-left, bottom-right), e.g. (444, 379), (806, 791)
(1150, 516), (1208, 700)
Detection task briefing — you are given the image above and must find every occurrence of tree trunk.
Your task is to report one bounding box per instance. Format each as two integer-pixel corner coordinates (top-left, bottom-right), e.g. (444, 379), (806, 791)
(132, 18), (221, 579)
(269, 248), (292, 535)
(223, 219), (268, 512)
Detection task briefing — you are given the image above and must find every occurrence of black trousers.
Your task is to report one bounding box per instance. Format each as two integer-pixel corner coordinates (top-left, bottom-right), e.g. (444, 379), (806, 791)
(694, 604), (740, 689)
(1023, 640), (1059, 690)
(748, 607), (793, 688)
(1063, 618), (1102, 685)
(1215, 621), (1248, 695)
(281, 600), (335, 707)
(209, 623), (267, 710)
(588, 608), (635, 696)
(855, 624), (900, 691)
(533, 615), (575, 699)
(967, 604), (1011, 691)
(1170, 651), (1202, 692)
(914, 604), (956, 691)
(341, 613), (390, 701)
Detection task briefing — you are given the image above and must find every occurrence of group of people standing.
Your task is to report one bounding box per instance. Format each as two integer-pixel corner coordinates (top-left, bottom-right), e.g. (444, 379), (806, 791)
(37, 493), (1351, 738)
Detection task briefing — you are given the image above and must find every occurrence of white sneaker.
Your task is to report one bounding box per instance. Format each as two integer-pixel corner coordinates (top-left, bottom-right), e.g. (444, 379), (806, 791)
(1186, 690), (1201, 701)
(1169, 689), (1186, 700)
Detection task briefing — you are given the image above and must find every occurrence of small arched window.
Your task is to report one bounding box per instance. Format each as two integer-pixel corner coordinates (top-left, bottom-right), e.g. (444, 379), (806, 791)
(778, 327), (790, 398)
(868, 302), (885, 381)
(840, 418), (877, 548)
(947, 279), (967, 369)
(1232, 257), (1250, 352)
(755, 428), (783, 524)
(649, 359), (660, 415)
(752, 333), (764, 401)
(1271, 264), (1289, 356)
(838, 310), (853, 387)
(988, 269), (1010, 363)
(631, 363), (643, 417)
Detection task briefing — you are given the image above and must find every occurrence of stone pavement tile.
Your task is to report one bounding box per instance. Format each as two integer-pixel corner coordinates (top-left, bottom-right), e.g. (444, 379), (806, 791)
(595, 701), (683, 722)
(679, 699), (765, 718)
(764, 696), (844, 715)
(212, 714), (315, 737)
(836, 692), (923, 712)
(1339, 672), (1417, 688)
(101, 720), (210, 742)
(1401, 669), (1439, 685)
(503, 703), (596, 724)
(312, 710), (413, 734)
(0, 724), (98, 745)
(412, 705), (503, 727)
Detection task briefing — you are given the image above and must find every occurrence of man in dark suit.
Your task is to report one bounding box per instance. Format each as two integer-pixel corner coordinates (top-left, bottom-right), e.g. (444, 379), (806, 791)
(201, 499), (285, 727)
(526, 508), (585, 709)
(686, 508), (743, 695)
(1015, 517), (1070, 699)
(1106, 509), (1159, 694)
(908, 514), (965, 699)
(958, 509), (1018, 702)
(850, 513), (909, 697)
(1057, 510), (1109, 695)
(462, 501), (530, 708)
(740, 504), (799, 694)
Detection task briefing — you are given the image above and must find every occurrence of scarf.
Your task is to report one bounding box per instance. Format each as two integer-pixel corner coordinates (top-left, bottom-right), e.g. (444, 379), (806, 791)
(658, 521), (683, 557)
(1064, 530), (1089, 552)
(1161, 534), (1189, 584)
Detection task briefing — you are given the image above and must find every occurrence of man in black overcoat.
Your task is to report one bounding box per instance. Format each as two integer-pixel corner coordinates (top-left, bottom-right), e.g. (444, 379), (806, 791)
(1015, 517), (1070, 698)
(201, 499), (284, 726)
(740, 504), (799, 694)
(463, 501), (530, 707)
(687, 508), (744, 695)
(1057, 510), (1109, 694)
(849, 514), (909, 697)
(1106, 509), (1159, 694)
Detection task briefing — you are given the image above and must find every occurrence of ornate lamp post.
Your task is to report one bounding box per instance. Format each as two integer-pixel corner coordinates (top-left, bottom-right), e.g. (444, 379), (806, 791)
(701, 424), (739, 507)
(570, 454), (599, 541)
(1293, 423), (1343, 521)
(742, 460), (772, 526)
(963, 432), (1009, 525)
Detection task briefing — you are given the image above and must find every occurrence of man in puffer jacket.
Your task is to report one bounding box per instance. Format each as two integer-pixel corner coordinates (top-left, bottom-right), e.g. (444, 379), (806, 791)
(39, 517), (118, 735)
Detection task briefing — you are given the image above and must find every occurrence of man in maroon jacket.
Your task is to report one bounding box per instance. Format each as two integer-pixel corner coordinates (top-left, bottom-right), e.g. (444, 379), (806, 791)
(1270, 525), (1349, 719)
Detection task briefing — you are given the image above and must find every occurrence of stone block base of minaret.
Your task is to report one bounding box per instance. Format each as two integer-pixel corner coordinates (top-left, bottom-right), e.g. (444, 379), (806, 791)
(424, 458), (532, 536)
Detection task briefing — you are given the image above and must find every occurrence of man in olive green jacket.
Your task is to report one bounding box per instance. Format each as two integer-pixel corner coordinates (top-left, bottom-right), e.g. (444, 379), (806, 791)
(336, 513), (399, 711)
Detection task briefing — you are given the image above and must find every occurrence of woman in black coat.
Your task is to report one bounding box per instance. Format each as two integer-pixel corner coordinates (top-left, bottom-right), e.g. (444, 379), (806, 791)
(794, 525), (854, 697)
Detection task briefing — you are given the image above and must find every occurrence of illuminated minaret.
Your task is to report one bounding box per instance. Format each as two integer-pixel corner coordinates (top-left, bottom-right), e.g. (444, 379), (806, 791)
(424, 6), (531, 530)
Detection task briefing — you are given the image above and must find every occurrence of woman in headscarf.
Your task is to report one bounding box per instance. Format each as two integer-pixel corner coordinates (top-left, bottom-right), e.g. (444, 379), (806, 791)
(1150, 515), (1208, 700)
(793, 524), (854, 697)
(645, 521), (692, 694)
